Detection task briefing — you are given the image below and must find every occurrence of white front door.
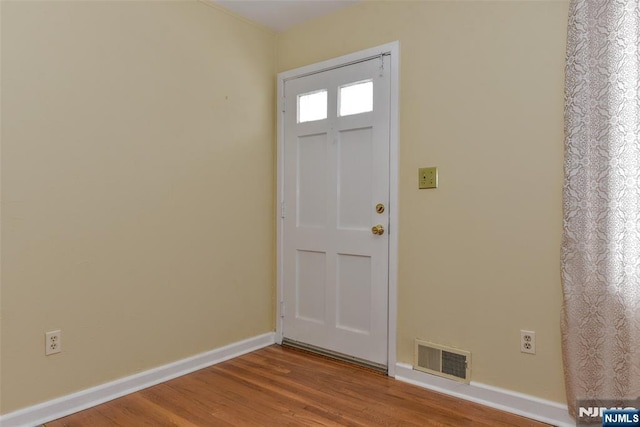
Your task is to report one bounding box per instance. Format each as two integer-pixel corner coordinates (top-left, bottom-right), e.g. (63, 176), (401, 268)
(281, 55), (391, 367)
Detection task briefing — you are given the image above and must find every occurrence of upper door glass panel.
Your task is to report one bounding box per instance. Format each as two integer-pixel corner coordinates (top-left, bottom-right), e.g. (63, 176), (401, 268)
(339, 80), (373, 117)
(298, 90), (328, 123)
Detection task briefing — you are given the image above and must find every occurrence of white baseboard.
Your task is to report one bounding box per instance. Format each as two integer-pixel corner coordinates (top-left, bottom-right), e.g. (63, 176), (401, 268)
(0, 332), (276, 427)
(394, 362), (575, 427)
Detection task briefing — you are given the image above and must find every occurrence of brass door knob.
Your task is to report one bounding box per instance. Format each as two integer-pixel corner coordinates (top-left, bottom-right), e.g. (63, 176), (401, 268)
(371, 224), (385, 235)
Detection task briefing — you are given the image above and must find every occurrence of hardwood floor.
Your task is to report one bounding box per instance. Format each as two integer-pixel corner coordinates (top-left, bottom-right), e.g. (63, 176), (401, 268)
(45, 345), (551, 426)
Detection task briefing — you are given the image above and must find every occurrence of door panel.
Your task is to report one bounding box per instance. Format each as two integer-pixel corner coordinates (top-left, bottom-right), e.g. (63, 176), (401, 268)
(296, 250), (326, 324)
(338, 127), (373, 230)
(336, 254), (372, 334)
(297, 133), (328, 228)
(282, 56), (390, 366)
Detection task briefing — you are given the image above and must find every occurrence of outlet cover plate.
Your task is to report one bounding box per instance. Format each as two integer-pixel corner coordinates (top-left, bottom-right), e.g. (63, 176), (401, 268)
(45, 330), (62, 355)
(419, 167), (438, 189)
(520, 330), (535, 354)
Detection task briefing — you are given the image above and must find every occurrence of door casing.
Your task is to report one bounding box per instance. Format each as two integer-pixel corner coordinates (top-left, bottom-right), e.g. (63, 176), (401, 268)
(276, 42), (400, 376)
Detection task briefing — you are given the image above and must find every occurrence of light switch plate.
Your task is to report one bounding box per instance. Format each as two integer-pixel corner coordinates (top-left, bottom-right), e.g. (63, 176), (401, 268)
(419, 167), (438, 189)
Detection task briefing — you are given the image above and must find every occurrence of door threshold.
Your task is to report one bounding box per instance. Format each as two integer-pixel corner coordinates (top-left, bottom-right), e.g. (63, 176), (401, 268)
(281, 338), (388, 374)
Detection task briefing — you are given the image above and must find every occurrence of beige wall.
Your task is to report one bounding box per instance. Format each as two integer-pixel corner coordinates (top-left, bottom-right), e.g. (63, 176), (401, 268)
(1, 0), (569, 415)
(278, 0), (569, 403)
(1, 1), (276, 413)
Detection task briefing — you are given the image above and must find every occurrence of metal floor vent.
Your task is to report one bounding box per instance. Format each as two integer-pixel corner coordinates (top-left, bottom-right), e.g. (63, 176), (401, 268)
(414, 340), (471, 384)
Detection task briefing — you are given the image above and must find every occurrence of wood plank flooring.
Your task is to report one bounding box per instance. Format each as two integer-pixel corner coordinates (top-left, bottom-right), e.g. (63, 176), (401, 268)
(45, 345), (551, 426)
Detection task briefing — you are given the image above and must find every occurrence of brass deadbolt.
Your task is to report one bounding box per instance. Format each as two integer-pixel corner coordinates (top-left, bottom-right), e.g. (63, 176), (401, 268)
(375, 203), (385, 214)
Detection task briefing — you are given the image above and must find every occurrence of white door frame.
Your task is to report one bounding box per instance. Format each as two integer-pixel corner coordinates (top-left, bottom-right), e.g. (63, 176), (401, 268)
(276, 41), (400, 376)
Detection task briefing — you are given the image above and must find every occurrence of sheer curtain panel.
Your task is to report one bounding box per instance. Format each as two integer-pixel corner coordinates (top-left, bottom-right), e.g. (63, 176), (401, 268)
(562, 0), (640, 419)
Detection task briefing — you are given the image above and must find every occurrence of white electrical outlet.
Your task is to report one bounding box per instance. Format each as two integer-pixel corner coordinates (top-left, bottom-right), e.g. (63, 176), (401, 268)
(45, 330), (62, 355)
(520, 330), (535, 354)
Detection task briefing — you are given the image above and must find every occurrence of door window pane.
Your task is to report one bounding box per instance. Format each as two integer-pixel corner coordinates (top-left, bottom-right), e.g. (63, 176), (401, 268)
(298, 90), (327, 123)
(339, 80), (373, 117)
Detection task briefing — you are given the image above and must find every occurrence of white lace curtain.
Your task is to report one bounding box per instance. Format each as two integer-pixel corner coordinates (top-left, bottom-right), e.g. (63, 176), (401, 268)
(562, 0), (640, 419)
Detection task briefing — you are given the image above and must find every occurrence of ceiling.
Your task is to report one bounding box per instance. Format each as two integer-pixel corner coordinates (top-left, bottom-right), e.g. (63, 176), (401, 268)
(213, 0), (361, 32)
